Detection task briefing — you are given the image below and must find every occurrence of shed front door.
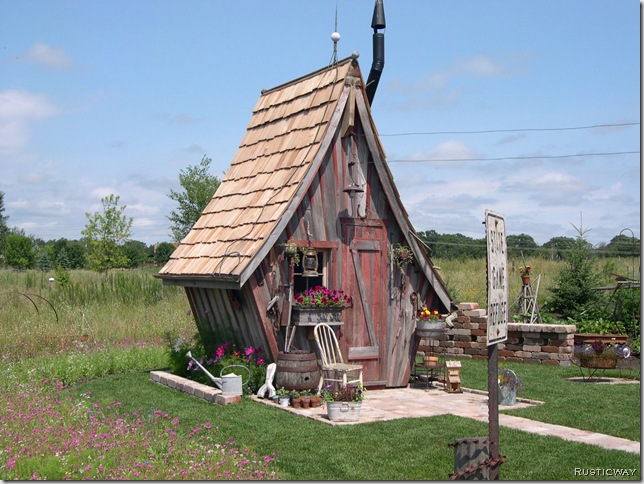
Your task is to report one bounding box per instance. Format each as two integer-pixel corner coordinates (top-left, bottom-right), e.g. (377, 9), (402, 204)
(341, 219), (386, 386)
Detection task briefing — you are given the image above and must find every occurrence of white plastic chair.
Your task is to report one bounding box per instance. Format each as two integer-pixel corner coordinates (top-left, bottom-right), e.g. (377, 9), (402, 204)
(313, 323), (363, 392)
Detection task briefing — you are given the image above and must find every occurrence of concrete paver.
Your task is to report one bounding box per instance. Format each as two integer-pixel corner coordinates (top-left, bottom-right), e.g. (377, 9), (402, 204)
(252, 384), (640, 455)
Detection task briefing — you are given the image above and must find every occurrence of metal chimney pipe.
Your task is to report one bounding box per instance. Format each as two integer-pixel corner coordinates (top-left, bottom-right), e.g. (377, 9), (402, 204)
(366, 0), (385, 106)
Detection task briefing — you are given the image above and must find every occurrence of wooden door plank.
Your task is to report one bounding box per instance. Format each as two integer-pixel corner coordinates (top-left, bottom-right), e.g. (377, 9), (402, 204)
(351, 247), (378, 348)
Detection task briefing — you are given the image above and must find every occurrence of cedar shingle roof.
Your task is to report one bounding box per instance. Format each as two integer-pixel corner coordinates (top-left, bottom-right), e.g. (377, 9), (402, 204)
(158, 58), (355, 284)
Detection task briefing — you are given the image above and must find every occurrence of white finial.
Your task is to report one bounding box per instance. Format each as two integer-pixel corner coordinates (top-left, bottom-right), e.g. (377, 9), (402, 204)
(331, 4), (340, 64)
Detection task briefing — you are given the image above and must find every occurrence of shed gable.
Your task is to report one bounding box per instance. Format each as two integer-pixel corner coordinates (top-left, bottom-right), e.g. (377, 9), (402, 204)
(159, 58), (355, 285)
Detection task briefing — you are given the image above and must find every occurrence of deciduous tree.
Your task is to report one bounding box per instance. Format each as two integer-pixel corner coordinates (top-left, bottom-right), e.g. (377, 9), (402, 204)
(82, 194), (133, 281)
(167, 155), (221, 243)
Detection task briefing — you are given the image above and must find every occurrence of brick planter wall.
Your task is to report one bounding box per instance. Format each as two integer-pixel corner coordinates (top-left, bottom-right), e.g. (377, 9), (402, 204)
(424, 303), (576, 366)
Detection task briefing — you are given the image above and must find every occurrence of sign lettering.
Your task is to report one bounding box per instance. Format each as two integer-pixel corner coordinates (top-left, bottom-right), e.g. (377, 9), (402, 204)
(485, 210), (508, 345)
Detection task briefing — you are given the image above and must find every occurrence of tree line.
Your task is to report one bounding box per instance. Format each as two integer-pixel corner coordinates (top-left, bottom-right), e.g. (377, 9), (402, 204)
(417, 230), (640, 260)
(0, 155), (639, 275)
(0, 156), (221, 274)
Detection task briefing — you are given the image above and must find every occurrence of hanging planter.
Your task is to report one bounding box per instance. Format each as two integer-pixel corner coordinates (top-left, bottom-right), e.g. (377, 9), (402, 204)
(416, 320), (446, 338)
(392, 243), (414, 270)
(416, 307), (446, 337)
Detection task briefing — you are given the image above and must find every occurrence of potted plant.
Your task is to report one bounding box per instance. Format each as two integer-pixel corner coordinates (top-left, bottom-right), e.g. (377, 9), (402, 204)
(279, 241), (303, 265)
(300, 390), (312, 409)
(416, 306), (445, 337)
(392, 243), (414, 270)
(309, 390), (322, 408)
(320, 384), (366, 422)
(498, 369), (522, 405)
(573, 341), (628, 369)
(290, 390), (302, 408)
(291, 285), (352, 325)
(276, 387), (290, 407)
(519, 265), (531, 285)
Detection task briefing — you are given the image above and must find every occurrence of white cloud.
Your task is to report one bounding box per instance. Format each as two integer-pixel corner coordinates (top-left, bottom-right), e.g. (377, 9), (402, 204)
(89, 187), (118, 200)
(24, 42), (73, 69)
(6, 198), (31, 209)
(37, 200), (69, 216)
(0, 89), (59, 152)
(0, 89), (58, 119)
(402, 140), (481, 166)
(392, 55), (506, 94)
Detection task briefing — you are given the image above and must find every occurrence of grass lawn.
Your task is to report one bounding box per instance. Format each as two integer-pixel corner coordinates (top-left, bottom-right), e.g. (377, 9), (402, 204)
(70, 363), (640, 481)
(459, 358), (641, 442)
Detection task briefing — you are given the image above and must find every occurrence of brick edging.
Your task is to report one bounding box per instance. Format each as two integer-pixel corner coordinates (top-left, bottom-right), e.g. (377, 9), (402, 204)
(149, 371), (242, 405)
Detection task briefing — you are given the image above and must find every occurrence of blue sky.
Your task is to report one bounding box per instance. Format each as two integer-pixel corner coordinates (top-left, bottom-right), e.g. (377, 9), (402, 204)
(0, 0), (640, 247)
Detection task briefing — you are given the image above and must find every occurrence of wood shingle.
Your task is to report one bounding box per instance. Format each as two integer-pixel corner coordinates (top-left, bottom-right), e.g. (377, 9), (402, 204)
(159, 58), (354, 285)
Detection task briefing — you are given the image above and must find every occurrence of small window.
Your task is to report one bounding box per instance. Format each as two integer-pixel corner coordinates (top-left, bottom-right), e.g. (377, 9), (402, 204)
(293, 249), (326, 294)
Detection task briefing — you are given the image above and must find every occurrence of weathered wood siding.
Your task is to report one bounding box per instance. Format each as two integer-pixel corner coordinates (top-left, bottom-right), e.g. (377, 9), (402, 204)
(179, 79), (447, 388)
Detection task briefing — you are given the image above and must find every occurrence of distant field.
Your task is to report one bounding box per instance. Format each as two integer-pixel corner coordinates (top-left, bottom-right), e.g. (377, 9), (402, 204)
(433, 256), (639, 310)
(0, 256), (638, 359)
(0, 268), (194, 360)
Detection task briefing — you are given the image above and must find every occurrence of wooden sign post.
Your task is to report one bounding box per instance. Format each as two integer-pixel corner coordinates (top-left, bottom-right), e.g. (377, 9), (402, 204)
(485, 210), (508, 480)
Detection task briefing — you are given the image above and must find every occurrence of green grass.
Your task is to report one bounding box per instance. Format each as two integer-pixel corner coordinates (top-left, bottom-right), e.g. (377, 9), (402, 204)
(72, 370), (640, 480)
(0, 268), (194, 359)
(459, 358), (641, 442)
(0, 265), (641, 479)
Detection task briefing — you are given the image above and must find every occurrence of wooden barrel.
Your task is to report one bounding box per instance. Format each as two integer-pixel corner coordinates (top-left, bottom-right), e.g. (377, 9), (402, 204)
(275, 351), (321, 391)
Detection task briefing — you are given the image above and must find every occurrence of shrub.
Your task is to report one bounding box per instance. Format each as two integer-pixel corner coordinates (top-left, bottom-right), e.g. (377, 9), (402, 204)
(166, 331), (268, 394)
(545, 223), (601, 318)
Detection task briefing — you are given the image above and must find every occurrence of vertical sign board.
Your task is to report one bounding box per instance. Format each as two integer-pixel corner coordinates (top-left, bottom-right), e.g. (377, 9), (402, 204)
(485, 209), (508, 480)
(485, 210), (508, 345)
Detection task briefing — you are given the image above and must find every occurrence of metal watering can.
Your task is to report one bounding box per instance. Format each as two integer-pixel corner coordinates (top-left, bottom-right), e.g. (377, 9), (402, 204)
(185, 351), (250, 396)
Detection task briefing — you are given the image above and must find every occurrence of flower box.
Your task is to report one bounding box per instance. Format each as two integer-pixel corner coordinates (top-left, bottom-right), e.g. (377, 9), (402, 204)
(291, 307), (345, 326)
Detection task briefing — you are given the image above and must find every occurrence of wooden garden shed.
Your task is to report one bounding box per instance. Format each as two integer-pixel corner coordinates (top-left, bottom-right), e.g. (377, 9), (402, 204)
(158, 56), (453, 388)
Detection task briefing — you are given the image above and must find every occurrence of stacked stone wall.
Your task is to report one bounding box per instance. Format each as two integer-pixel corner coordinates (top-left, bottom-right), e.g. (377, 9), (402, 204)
(423, 303), (576, 366)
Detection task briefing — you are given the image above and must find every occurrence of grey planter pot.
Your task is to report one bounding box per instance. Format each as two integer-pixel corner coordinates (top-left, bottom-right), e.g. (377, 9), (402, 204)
(326, 401), (362, 422)
(416, 320), (446, 338)
(499, 385), (517, 405)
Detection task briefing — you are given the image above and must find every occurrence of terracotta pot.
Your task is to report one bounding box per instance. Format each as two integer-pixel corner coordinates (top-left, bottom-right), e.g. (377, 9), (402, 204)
(423, 356), (439, 365)
(521, 275), (530, 285)
(301, 397), (311, 409)
(292, 398), (302, 408)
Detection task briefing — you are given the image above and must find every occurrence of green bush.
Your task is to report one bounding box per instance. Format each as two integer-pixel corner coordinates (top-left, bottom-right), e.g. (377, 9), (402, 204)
(545, 224), (601, 318)
(164, 330), (268, 394)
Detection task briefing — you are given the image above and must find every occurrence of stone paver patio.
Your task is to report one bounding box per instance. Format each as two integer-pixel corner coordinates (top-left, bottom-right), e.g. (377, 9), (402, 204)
(151, 370), (640, 455)
(252, 384), (640, 455)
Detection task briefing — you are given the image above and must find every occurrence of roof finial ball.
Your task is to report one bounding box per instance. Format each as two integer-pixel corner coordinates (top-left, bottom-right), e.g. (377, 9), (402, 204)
(331, 31), (340, 63)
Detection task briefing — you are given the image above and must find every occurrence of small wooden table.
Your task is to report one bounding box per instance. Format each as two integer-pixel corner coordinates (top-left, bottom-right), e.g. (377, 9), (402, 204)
(412, 361), (445, 390)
